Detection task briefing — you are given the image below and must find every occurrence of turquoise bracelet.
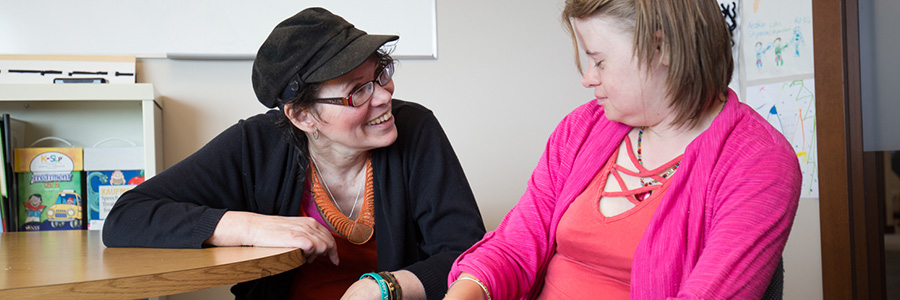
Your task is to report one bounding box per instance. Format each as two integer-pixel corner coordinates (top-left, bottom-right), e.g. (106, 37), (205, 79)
(360, 272), (390, 300)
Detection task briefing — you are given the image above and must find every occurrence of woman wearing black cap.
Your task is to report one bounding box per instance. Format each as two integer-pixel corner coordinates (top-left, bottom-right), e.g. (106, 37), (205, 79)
(103, 7), (486, 300)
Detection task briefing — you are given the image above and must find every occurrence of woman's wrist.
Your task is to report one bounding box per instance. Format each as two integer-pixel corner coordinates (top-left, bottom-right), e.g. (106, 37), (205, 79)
(361, 271), (407, 300)
(360, 272), (391, 300)
(379, 271), (403, 300)
(206, 211), (254, 246)
(392, 270), (425, 300)
(356, 270), (425, 300)
(446, 274), (490, 300)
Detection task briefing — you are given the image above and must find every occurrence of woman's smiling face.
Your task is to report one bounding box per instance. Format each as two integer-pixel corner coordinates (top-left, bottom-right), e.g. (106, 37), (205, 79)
(309, 58), (399, 153)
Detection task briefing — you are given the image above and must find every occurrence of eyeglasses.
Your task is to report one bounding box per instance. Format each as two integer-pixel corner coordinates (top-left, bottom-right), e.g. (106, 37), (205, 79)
(314, 61), (394, 107)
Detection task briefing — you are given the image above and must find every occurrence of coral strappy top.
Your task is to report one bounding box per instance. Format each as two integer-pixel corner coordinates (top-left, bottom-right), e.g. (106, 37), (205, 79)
(537, 137), (682, 300)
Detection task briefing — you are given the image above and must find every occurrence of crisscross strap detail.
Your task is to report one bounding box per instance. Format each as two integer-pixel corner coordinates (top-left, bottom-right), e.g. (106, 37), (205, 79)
(601, 137), (682, 204)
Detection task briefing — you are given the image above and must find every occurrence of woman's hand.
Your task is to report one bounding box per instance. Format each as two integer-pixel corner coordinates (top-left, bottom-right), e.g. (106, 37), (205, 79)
(206, 211), (339, 265)
(340, 278), (382, 300)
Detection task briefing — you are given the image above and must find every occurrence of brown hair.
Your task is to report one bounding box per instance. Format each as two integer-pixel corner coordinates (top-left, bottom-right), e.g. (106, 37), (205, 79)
(562, 0), (733, 128)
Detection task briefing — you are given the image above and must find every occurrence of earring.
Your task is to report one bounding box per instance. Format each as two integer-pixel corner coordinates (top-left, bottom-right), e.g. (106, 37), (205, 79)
(313, 128), (319, 140)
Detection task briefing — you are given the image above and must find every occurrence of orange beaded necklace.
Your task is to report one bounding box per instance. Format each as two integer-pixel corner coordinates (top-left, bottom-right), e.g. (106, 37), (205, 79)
(309, 155), (375, 245)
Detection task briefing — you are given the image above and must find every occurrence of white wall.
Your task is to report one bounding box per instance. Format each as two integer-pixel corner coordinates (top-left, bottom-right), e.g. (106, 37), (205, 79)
(141, 0), (588, 233)
(144, 0), (821, 299)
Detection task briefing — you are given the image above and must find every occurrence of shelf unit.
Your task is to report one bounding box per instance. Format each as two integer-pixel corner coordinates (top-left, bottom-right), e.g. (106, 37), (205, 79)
(0, 83), (162, 177)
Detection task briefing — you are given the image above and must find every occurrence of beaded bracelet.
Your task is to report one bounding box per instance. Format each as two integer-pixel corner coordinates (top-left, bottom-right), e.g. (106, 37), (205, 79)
(378, 271), (403, 300)
(360, 272), (390, 300)
(450, 276), (492, 300)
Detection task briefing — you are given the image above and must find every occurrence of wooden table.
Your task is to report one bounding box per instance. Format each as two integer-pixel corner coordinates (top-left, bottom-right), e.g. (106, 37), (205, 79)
(0, 230), (305, 299)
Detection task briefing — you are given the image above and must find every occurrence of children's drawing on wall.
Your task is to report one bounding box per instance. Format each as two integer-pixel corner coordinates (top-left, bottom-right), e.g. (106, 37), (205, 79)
(772, 37), (788, 66)
(746, 78), (818, 197)
(790, 26), (806, 57)
(755, 41), (772, 69)
(742, 0), (813, 81)
(719, 0), (741, 92)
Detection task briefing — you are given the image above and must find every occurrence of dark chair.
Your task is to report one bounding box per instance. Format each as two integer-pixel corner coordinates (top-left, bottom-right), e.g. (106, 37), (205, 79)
(760, 257), (785, 300)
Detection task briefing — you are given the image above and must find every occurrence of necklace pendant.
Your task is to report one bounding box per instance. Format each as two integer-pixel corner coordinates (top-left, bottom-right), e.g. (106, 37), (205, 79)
(347, 222), (374, 245)
(636, 191), (651, 201)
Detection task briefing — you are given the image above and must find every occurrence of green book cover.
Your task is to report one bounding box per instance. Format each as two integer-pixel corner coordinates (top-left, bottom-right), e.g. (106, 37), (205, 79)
(15, 147), (84, 231)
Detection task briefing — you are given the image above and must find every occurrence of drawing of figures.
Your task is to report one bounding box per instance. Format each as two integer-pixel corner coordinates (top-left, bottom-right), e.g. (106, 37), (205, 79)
(791, 26), (806, 56)
(741, 0), (814, 80)
(773, 37), (788, 66)
(755, 41), (772, 69)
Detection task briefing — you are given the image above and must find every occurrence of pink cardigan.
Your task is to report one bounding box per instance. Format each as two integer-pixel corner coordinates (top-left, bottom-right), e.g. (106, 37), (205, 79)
(450, 90), (801, 299)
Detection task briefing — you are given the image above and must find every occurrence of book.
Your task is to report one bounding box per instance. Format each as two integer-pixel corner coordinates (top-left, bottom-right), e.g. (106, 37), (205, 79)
(84, 142), (144, 230)
(0, 122), (6, 233)
(0, 119), (6, 199)
(2, 114), (25, 231)
(14, 146), (84, 231)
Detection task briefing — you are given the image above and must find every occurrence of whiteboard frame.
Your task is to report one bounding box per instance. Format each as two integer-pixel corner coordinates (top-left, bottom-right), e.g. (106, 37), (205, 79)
(0, 1), (437, 60)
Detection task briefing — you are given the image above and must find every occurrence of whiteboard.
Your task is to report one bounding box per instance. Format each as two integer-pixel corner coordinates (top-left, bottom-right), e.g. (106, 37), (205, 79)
(0, 0), (436, 59)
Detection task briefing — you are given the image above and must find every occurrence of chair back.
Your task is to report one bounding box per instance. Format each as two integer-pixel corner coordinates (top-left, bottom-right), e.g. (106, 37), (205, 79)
(760, 257), (784, 300)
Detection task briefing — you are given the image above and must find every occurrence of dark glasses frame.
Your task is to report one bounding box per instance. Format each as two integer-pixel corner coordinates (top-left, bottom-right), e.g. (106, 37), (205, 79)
(314, 61), (394, 107)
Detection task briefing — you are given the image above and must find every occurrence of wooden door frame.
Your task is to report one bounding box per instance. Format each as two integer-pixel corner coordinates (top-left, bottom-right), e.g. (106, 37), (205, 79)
(814, 0), (885, 298)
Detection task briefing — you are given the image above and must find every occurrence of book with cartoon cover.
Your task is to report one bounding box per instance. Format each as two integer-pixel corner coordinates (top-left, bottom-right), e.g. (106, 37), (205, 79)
(84, 141), (144, 230)
(14, 146), (84, 231)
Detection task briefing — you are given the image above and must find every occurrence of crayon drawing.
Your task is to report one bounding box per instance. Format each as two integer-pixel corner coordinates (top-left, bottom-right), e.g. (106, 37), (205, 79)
(745, 78), (818, 197)
(741, 0), (814, 81)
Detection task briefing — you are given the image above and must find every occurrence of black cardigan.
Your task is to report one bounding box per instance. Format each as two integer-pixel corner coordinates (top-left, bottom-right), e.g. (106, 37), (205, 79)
(103, 100), (486, 299)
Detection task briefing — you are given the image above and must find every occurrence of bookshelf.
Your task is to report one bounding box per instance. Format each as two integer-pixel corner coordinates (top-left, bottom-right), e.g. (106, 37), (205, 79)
(0, 83), (162, 178)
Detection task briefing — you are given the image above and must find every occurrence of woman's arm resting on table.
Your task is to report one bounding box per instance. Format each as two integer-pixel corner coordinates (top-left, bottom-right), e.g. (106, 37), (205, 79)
(206, 211), (339, 265)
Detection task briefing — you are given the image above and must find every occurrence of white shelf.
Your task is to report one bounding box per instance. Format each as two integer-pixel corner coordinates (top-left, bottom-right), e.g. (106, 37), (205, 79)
(0, 83), (163, 178)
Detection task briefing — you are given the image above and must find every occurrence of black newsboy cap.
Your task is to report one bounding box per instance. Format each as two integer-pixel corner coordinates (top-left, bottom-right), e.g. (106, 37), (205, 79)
(252, 7), (399, 108)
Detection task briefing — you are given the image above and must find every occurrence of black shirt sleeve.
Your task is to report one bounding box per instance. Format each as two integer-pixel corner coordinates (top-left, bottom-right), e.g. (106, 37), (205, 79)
(102, 111), (300, 248)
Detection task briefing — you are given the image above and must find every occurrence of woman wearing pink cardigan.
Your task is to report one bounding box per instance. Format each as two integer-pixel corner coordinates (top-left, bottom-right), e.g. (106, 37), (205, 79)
(445, 0), (801, 299)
